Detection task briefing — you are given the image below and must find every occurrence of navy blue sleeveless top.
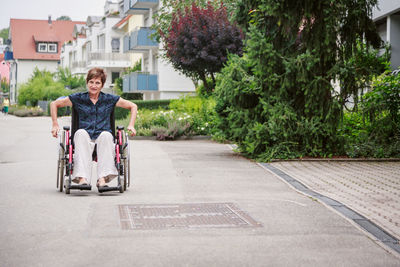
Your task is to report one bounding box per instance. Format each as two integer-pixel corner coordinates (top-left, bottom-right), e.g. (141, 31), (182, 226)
(69, 92), (120, 139)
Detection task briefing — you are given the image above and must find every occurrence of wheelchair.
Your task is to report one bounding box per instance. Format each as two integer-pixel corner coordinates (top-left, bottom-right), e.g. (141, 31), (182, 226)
(56, 106), (131, 194)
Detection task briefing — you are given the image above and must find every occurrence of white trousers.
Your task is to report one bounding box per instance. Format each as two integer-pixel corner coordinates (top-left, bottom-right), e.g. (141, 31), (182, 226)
(72, 129), (118, 182)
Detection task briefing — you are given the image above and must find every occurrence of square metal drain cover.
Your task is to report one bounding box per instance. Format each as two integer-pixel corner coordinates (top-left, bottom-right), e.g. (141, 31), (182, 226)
(118, 203), (263, 230)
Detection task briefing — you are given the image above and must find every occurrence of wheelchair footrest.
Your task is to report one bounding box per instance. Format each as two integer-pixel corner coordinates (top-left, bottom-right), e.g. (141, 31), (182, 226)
(69, 184), (92, 191)
(98, 185), (121, 193)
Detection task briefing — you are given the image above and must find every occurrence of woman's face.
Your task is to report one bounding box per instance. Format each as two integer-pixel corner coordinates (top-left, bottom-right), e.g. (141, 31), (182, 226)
(87, 77), (103, 96)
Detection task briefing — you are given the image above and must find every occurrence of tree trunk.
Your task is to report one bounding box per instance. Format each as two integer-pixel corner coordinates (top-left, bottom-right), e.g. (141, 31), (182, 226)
(199, 71), (209, 92)
(210, 73), (216, 89)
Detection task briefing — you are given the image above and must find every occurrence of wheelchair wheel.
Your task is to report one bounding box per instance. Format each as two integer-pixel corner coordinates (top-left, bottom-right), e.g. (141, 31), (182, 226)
(57, 160), (60, 188)
(123, 131), (130, 190)
(57, 159), (64, 192)
(127, 155), (131, 188)
(57, 131), (66, 192)
(65, 178), (70, 194)
(123, 158), (128, 191)
(119, 175), (124, 193)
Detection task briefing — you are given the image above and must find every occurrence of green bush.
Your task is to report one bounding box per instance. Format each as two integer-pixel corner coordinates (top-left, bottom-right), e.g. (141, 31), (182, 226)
(18, 68), (70, 106)
(196, 78), (214, 98)
(116, 96), (217, 139)
(55, 67), (86, 90)
(9, 106), (44, 117)
(339, 70), (400, 158)
(120, 92), (143, 100)
(114, 99), (172, 120)
(136, 99), (171, 110)
(151, 121), (191, 140)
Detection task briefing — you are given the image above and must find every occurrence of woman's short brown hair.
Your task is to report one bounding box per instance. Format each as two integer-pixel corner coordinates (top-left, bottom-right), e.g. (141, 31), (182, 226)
(86, 68), (107, 85)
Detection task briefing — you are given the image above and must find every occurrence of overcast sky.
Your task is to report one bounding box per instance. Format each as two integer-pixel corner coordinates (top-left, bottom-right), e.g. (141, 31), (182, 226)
(0, 0), (107, 30)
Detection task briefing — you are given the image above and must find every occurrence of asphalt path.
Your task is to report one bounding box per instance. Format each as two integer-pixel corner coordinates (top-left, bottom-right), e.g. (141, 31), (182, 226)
(0, 115), (399, 266)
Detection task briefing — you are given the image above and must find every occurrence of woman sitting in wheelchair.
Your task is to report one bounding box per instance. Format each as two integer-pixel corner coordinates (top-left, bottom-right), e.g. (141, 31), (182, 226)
(50, 67), (137, 189)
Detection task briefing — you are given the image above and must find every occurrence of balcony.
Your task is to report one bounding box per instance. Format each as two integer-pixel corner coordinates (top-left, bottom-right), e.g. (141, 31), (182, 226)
(4, 51), (13, 61)
(123, 34), (130, 53)
(124, 27), (158, 52)
(122, 72), (158, 92)
(87, 52), (131, 68)
(71, 61), (87, 75)
(123, 0), (158, 15)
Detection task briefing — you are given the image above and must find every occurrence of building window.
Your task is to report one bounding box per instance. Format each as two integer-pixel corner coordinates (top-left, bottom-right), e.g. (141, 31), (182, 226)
(111, 38), (120, 53)
(97, 34), (105, 51)
(48, 43), (57, 53)
(111, 72), (120, 84)
(38, 43), (48, 52)
(37, 42), (58, 53)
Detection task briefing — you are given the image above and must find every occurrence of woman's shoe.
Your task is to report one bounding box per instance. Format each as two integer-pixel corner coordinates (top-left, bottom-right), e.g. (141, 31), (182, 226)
(96, 178), (108, 192)
(78, 178), (88, 185)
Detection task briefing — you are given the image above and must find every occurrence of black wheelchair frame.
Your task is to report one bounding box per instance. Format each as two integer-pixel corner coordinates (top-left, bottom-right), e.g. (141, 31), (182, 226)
(56, 106), (131, 194)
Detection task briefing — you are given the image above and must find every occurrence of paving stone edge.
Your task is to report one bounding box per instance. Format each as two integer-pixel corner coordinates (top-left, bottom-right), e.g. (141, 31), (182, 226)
(258, 162), (400, 257)
(129, 135), (211, 141)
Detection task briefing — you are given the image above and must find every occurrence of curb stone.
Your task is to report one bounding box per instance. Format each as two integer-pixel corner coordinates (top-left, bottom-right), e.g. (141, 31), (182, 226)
(129, 135), (211, 141)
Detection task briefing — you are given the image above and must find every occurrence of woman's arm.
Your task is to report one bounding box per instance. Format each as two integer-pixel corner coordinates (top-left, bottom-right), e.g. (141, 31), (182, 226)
(116, 98), (138, 136)
(50, 97), (72, 138)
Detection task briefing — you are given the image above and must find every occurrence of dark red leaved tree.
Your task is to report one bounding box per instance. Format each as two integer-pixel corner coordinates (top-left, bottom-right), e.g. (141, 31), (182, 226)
(160, 2), (244, 92)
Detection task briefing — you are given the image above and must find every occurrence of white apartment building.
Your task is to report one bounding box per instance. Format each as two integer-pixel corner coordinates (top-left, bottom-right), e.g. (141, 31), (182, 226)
(122, 0), (195, 100)
(373, 0), (400, 69)
(60, 1), (131, 91)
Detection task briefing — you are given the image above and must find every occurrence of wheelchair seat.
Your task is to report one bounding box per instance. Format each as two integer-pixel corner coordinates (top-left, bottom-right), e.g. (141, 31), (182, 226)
(70, 105), (115, 160)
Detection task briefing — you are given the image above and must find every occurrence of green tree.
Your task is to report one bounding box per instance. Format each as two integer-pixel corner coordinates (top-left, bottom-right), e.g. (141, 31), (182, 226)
(153, 0), (210, 42)
(160, 2), (243, 93)
(54, 67), (86, 90)
(56, 16), (72, 21)
(0, 27), (9, 41)
(0, 77), (9, 94)
(18, 68), (69, 106)
(215, 0), (385, 160)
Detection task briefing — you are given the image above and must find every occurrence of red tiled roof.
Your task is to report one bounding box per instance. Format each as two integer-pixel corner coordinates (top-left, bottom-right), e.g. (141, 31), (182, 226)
(10, 19), (85, 61)
(33, 33), (60, 42)
(113, 15), (132, 29)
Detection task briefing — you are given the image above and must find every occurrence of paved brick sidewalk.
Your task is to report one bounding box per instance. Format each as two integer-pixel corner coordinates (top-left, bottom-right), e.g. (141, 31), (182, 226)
(270, 161), (400, 240)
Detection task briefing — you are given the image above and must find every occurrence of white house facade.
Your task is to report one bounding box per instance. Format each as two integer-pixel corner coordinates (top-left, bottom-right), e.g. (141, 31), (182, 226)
(373, 0), (400, 69)
(60, 1), (131, 92)
(122, 0), (196, 100)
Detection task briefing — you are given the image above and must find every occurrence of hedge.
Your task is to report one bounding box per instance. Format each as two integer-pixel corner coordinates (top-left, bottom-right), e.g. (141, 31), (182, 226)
(8, 106), (44, 117)
(115, 99), (171, 120)
(120, 92), (143, 100)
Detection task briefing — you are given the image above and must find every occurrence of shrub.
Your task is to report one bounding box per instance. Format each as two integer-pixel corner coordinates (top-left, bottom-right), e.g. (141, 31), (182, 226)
(339, 70), (400, 158)
(55, 67), (86, 90)
(9, 106), (44, 117)
(116, 96), (217, 139)
(136, 99), (171, 110)
(196, 78), (214, 98)
(18, 68), (70, 106)
(151, 121), (191, 140)
(114, 99), (172, 120)
(120, 93), (143, 100)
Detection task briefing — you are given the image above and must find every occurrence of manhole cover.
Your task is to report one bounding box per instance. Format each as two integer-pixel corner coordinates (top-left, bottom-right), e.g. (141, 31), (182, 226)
(118, 203), (263, 230)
